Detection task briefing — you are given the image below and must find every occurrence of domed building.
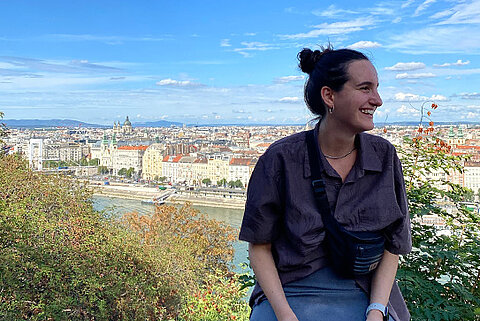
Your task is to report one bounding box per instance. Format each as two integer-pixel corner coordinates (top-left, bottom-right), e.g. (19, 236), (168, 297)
(122, 116), (133, 135)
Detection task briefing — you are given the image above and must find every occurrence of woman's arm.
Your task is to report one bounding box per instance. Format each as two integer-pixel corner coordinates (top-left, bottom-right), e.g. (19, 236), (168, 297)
(249, 243), (298, 321)
(366, 250), (399, 321)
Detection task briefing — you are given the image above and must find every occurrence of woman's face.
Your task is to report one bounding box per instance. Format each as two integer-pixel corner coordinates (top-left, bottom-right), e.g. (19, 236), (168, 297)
(330, 59), (383, 134)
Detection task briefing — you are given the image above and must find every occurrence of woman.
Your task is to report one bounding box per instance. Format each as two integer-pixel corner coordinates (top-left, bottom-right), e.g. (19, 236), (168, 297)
(239, 46), (412, 321)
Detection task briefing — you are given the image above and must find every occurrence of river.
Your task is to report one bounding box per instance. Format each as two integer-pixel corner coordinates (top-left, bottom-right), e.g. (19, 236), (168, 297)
(92, 195), (249, 272)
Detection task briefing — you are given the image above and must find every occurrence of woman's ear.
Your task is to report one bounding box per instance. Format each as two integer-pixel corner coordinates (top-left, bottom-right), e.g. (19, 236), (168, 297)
(321, 86), (334, 109)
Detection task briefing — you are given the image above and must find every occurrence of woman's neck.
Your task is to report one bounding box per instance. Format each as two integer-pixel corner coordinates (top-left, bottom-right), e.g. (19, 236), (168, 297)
(317, 118), (356, 157)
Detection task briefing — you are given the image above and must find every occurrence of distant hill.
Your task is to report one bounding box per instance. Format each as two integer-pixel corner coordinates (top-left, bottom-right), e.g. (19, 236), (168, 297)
(2, 119), (107, 129)
(132, 120), (183, 127)
(375, 121), (480, 127)
(2, 119), (184, 129)
(3, 118), (478, 129)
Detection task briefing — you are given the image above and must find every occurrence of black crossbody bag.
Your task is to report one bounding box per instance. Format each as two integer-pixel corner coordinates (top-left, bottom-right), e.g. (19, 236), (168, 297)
(306, 129), (385, 277)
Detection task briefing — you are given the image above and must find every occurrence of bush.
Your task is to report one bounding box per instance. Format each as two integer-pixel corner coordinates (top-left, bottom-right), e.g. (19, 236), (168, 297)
(395, 116), (480, 320)
(0, 154), (249, 320)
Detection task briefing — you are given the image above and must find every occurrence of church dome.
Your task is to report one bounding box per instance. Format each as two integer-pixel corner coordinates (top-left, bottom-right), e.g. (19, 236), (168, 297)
(123, 116), (132, 127)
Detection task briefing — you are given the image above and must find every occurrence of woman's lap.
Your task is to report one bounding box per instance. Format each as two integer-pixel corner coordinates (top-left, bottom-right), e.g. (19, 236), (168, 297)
(250, 267), (395, 321)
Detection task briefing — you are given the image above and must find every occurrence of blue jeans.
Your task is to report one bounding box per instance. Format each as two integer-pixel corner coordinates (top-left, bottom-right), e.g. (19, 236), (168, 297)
(250, 266), (395, 321)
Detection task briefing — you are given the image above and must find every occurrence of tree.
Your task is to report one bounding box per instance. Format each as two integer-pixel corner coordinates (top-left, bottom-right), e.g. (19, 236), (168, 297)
(98, 166), (109, 174)
(217, 178), (227, 187)
(0, 111), (8, 152)
(126, 167), (135, 179)
(202, 178), (212, 186)
(393, 104), (480, 321)
(118, 168), (127, 177)
(234, 179), (244, 188)
(88, 158), (99, 166)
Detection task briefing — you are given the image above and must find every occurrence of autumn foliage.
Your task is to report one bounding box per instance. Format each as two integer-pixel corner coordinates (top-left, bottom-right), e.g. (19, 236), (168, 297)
(0, 154), (249, 320)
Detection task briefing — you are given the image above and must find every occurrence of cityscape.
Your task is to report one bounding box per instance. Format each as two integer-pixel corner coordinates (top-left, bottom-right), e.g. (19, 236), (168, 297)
(3, 117), (480, 209)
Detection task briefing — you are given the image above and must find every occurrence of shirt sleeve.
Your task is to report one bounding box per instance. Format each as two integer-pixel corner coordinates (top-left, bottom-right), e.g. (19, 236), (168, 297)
(385, 151), (412, 255)
(239, 155), (283, 244)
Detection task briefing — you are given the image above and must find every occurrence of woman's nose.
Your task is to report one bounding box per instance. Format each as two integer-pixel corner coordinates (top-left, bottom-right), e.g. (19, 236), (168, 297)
(372, 90), (383, 107)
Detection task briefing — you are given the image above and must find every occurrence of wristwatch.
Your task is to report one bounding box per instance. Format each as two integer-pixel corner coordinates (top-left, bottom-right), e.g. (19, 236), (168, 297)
(366, 303), (389, 321)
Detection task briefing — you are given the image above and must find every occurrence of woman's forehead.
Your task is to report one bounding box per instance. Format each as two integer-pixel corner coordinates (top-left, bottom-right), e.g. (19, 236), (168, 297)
(347, 60), (379, 84)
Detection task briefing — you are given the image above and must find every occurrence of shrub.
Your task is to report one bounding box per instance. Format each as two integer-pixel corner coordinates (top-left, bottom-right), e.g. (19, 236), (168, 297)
(395, 104), (480, 321)
(0, 154), (249, 320)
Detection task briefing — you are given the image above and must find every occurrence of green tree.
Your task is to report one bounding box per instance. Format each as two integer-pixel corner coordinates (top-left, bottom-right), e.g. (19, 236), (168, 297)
(202, 178), (212, 186)
(98, 166), (109, 174)
(89, 158), (99, 166)
(396, 132), (480, 321)
(234, 179), (244, 188)
(0, 111), (7, 145)
(118, 168), (127, 176)
(217, 178), (227, 187)
(126, 167), (135, 179)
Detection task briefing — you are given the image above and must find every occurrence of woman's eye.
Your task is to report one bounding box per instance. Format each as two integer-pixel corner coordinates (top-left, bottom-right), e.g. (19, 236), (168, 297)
(360, 87), (370, 91)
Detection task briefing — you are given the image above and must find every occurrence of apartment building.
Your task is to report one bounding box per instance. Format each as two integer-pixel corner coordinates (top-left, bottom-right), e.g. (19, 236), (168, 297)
(228, 157), (257, 188)
(142, 143), (165, 180)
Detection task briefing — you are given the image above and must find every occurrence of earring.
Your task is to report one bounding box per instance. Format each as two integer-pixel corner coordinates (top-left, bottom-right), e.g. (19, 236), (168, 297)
(328, 106), (334, 114)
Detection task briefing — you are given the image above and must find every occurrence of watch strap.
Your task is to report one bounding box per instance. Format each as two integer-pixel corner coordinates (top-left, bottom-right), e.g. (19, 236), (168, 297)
(366, 303), (389, 321)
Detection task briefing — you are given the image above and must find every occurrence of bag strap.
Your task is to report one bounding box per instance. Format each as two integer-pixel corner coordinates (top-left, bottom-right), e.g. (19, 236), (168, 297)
(305, 129), (338, 228)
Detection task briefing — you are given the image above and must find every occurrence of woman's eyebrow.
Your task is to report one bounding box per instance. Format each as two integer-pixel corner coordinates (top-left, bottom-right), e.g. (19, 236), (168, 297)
(356, 81), (379, 87)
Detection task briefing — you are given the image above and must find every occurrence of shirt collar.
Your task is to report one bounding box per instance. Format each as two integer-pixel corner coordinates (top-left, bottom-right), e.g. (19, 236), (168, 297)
(303, 123), (383, 179)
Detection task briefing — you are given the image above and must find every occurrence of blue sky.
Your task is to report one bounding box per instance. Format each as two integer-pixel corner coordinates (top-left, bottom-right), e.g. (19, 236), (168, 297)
(1, 0), (479, 125)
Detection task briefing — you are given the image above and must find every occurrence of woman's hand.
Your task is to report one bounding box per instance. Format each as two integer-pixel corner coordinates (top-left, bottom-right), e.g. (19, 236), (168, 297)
(249, 243), (298, 321)
(278, 311), (299, 321)
(366, 309), (384, 321)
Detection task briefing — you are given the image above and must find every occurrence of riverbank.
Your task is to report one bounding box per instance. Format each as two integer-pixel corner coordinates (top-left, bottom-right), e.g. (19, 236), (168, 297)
(90, 183), (246, 210)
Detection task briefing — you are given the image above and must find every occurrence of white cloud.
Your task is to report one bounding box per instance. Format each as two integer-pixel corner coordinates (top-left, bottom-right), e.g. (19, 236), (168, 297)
(385, 62), (426, 71)
(393, 17), (402, 23)
(220, 39), (231, 47)
(414, 0), (437, 16)
(244, 33), (256, 36)
(401, 0), (415, 9)
(466, 112), (479, 119)
(435, 0), (480, 25)
(279, 96), (301, 103)
(430, 94), (448, 101)
(457, 92), (480, 99)
(275, 75), (304, 83)
(312, 4), (358, 17)
(388, 26), (480, 54)
(394, 92), (448, 101)
(430, 8), (456, 20)
(433, 59), (470, 67)
(232, 109), (250, 114)
(233, 42), (279, 57)
(280, 17), (375, 39)
(396, 72), (436, 79)
(41, 34), (169, 43)
(396, 104), (420, 115)
(156, 78), (201, 87)
(347, 41), (382, 49)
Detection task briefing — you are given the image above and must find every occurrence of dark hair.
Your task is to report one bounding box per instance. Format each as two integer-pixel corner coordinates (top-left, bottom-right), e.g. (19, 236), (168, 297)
(298, 45), (369, 118)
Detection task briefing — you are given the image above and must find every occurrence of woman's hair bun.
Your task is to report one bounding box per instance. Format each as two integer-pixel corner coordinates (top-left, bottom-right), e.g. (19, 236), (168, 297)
(297, 46), (333, 74)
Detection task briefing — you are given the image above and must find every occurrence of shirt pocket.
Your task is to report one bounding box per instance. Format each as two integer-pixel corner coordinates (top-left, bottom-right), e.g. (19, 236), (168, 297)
(357, 203), (404, 231)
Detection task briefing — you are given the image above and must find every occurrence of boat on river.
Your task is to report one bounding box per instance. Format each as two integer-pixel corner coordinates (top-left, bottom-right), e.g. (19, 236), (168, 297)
(141, 197), (165, 205)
